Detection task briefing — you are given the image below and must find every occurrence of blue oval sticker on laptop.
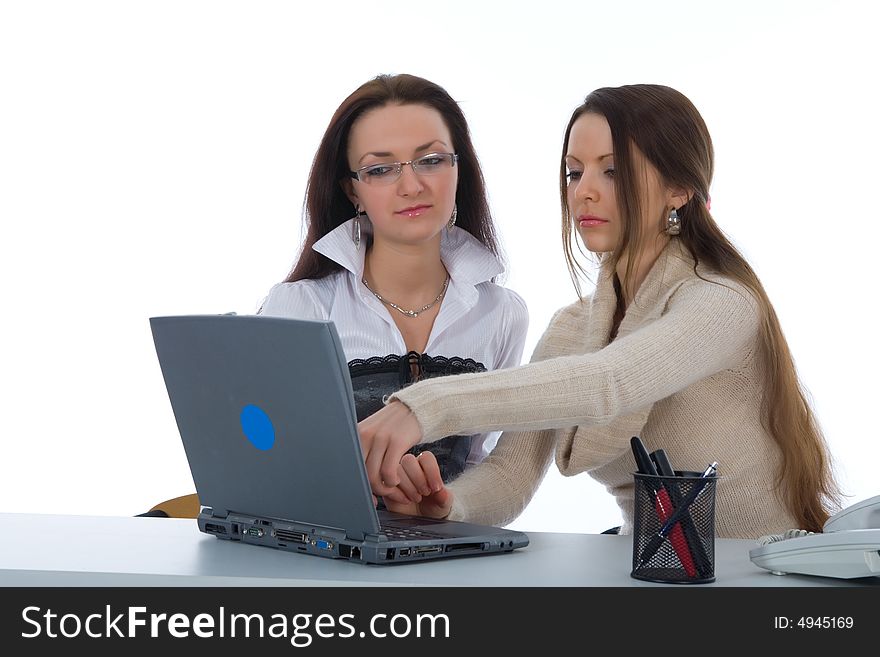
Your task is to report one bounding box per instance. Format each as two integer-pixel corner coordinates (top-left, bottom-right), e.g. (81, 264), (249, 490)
(240, 404), (275, 450)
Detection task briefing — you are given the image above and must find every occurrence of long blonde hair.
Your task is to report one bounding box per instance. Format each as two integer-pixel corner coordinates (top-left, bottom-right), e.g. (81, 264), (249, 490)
(559, 84), (841, 531)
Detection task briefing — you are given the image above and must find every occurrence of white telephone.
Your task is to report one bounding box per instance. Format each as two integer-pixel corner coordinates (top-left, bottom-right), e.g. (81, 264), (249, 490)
(749, 494), (880, 579)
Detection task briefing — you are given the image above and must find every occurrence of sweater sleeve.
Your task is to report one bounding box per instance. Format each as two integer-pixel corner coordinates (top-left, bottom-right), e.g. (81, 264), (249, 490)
(446, 427), (556, 525)
(465, 288), (530, 464)
(443, 303), (584, 525)
(391, 278), (760, 441)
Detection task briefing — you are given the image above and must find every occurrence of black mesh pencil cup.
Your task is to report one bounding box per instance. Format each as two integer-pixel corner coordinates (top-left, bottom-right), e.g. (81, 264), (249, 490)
(631, 471), (718, 584)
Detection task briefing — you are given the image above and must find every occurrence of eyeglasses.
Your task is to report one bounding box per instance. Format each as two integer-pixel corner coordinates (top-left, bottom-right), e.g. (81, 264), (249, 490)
(349, 152), (458, 186)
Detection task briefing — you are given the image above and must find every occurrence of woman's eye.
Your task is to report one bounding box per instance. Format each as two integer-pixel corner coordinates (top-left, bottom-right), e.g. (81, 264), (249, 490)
(604, 168), (615, 178)
(417, 156), (444, 167)
(365, 165), (394, 178)
(566, 171), (582, 182)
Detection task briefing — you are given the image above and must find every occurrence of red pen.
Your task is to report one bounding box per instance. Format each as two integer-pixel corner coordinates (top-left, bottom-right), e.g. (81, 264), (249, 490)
(653, 487), (698, 577)
(630, 437), (697, 577)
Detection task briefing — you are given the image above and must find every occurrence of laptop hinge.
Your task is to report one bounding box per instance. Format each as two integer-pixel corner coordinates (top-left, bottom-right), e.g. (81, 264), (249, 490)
(205, 506), (228, 519)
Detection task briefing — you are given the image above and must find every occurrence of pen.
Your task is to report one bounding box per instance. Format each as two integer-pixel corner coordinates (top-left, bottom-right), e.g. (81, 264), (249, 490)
(630, 438), (697, 577)
(630, 436), (658, 477)
(636, 461), (718, 570)
(651, 449), (712, 578)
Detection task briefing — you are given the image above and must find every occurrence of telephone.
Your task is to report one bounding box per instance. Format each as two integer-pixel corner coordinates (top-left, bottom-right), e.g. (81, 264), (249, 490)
(749, 494), (880, 579)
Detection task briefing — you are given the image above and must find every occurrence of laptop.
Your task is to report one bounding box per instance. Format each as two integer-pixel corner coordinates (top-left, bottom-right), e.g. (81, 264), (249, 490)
(150, 314), (529, 564)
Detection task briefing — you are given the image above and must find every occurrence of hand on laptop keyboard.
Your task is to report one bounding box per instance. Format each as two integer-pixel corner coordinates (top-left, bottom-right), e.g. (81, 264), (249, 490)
(383, 451), (454, 520)
(357, 400), (424, 496)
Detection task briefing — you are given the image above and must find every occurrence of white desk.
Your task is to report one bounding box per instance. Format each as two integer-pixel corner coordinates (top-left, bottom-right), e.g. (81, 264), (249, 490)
(0, 512), (873, 587)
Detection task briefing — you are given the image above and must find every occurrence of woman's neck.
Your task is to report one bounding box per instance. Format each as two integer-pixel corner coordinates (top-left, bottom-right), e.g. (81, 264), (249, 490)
(614, 235), (670, 306)
(364, 234), (447, 303)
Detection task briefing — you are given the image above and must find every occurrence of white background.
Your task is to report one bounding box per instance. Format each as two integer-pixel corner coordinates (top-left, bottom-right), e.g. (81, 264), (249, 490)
(1, 0), (877, 533)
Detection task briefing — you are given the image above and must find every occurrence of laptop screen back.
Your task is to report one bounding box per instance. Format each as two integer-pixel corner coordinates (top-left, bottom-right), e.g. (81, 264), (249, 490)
(150, 315), (381, 538)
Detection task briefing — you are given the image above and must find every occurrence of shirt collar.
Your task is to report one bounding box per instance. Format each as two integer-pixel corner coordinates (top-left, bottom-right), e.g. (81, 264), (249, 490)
(311, 218), (504, 285)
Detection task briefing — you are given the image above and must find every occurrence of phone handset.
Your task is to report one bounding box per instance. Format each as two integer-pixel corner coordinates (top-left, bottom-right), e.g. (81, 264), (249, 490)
(750, 495), (880, 579)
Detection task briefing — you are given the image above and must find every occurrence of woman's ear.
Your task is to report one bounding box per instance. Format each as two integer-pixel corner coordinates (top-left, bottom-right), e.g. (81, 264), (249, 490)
(341, 178), (359, 208)
(667, 186), (693, 211)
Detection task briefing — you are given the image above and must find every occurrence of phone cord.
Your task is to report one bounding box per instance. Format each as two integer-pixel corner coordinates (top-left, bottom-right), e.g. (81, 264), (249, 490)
(756, 528), (815, 546)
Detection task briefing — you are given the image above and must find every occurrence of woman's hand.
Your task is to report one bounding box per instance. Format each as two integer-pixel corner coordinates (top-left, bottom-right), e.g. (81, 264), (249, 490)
(357, 401), (425, 497)
(382, 451), (454, 519)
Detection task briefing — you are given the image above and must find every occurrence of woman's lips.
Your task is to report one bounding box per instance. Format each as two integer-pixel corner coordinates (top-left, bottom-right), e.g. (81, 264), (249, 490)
(396, 204), (432, 217)
(578, 215), (608, 227)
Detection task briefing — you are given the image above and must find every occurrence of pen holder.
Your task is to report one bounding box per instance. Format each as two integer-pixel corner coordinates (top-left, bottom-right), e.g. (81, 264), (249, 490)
(631, 471), (718, 584)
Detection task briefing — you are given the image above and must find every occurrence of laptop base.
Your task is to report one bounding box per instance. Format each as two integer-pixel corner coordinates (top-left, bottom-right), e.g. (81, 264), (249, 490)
(199, 511), (525, 565)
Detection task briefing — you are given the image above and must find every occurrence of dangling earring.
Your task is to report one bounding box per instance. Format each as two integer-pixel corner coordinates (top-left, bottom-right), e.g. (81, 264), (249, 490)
(447, 204), (457, 230)
(351, 206), (364, 248)
(665, 207), (681, 236)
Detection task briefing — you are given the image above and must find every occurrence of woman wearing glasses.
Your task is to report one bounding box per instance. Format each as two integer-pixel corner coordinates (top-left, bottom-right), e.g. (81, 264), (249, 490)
(357, 84), (841, 538)
(259, 74), (528, 483)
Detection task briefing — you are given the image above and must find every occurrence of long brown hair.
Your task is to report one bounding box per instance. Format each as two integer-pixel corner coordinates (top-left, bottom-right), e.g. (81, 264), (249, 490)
(559, 84), (841, 531)
(286, 73), (501, 282)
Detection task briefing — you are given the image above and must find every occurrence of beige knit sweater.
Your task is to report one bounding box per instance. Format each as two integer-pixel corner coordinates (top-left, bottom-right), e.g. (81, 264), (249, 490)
(392, 240), (799, 539)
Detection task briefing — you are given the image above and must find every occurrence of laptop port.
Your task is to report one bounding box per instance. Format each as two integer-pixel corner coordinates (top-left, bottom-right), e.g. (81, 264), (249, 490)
(399, 547), (412, 557)
(313, 538), (333, 550)
(338, 545), (362, 560)
(274, 529), (308, 544)
(245, 527), (264, 538)
(204, 523), (227, 535)
(413, 545), (442, 555)
(444, 542), (486, 553)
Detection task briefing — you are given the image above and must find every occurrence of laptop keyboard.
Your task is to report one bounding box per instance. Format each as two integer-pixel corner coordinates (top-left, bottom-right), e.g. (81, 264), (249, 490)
(379, 525), (448, 541)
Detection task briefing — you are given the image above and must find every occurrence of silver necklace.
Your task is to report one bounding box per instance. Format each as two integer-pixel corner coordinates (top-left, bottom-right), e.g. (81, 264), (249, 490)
(361, 275), (450, 318)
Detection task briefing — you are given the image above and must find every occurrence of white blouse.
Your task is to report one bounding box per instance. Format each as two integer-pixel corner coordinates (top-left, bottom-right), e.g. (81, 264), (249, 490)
(259, 219), (529, 464)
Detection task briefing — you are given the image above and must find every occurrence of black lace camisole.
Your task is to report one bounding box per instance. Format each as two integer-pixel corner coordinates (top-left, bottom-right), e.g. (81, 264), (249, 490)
(348, 352), (486, 483)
